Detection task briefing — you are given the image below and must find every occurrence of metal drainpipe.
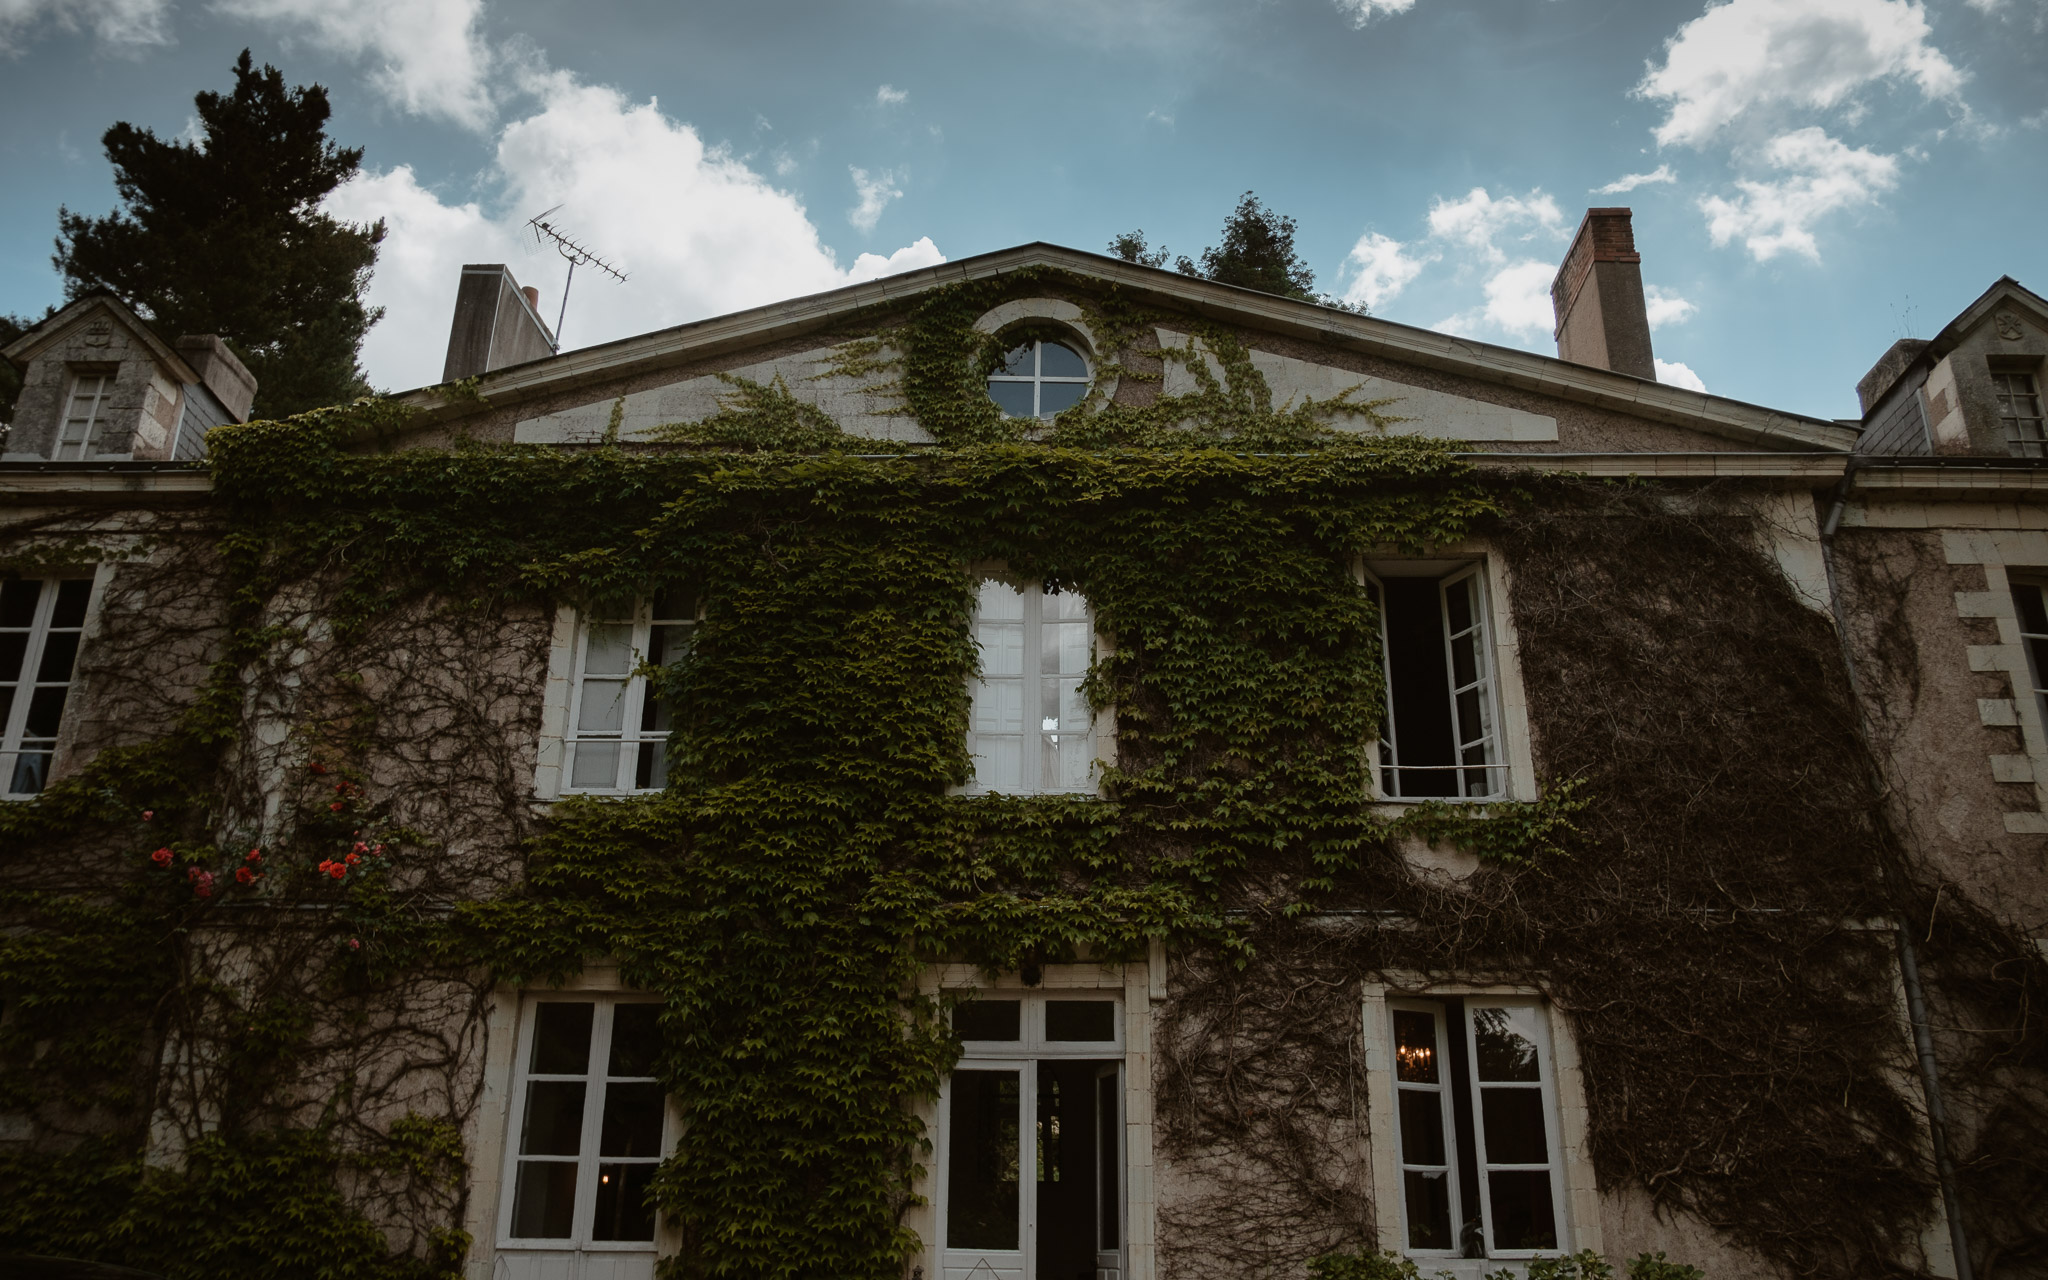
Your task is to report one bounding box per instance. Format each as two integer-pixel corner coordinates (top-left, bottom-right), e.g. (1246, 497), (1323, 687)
(1817, 457), (1975, 1280)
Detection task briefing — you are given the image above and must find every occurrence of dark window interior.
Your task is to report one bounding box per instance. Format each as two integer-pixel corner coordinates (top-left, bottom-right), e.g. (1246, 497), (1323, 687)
(1382, 577), (1458, 797)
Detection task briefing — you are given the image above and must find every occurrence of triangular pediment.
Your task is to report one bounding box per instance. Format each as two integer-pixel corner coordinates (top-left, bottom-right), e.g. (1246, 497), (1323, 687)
(2, 292), (199, 384)
(392, 243), (1857, 456)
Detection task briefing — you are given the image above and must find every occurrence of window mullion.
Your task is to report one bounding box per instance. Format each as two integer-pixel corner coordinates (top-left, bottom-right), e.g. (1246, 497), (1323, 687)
(1023, 588), (1042, 794)
(4, 583), (57, 785)
(619, 613), (653, 791)
(575, 1002), (614, 1246)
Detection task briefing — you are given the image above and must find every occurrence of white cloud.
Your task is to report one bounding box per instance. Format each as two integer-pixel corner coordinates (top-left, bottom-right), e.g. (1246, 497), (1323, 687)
(1592, 165), (1677, 195)
(847, 166), (903, 232)
(210, 0), (497, 129)
(875, 84), (908, 106)
(1655, 358), (1707, 392)
(1475, 259), (1560, 337)
(1330, 0), (1415, 23)
(1638, 0), (1962, 148)
(1698, 126), (1898, 261)
(328, 74), (944, 390)
(1643, 285), (1697, 328)
(0, 0), (171, 52)
(1426, 187), (1567, 265)
(1339, 232), (1433, 310)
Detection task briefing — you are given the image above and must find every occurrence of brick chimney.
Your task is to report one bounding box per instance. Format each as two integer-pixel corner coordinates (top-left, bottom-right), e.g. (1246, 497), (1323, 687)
(1550, 208), (1655, 379)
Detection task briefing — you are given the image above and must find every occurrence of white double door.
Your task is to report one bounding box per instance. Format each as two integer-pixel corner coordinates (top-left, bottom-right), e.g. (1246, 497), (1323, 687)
(940, 1058), (1124, 1280)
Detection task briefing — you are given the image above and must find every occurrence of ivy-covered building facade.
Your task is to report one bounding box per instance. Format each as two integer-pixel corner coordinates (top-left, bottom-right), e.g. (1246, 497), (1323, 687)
(2, 212), (2045, 1280)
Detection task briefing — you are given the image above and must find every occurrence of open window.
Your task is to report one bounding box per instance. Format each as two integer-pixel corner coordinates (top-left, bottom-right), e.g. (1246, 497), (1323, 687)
(1387, 997), (1569, 1260)
(1364, 561), (1505, 800)
(2, 576), (93, 798)
(563, 593), (696, 794)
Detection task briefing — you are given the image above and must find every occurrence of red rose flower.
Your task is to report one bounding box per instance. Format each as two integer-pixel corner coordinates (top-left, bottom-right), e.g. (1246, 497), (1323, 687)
(328, 863), (347, 880)
(346, 852), (361, 866)
(192, 871), (215, 899)
(151, 848), (173, 867)
(309, 761), (328, 775)
(348, 938), (362, 951)
(142, 810), (154, 821)
(352, 841), (368, 854)
(246, 847), (263, 863)
(187, 866), (202, 881)
(329, 802), (344, 812)
(235, 867), (255, 885)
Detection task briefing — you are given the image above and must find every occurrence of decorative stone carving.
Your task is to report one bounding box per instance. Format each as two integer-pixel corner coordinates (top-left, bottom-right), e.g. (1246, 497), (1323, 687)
(1996, 312), (2025, 341)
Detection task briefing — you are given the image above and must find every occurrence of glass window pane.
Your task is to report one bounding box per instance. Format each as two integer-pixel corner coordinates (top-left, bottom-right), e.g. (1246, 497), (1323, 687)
(1044, 620), (1089, 677)
(24, 687), (68, 737)
(2015, 586), (2048, 635)
(1486, 1169), (1558, 1250)
(51, 580), (91, 628)
(979, 621), (1024, 678)
(609, 1003), (662, 1076)
(1471, 1006), (1543, 1082)
(953, 999), (1021, 1041)
(1042, 731), (1094, 791)
(0, 580), (40, 628)
(1397, 1089), (1448, 1165)
(1455, 687), (1488, 746)
(1096, 1071), (1119, 1250)
(1403, 1169), (1454, 1250)
(650, 590), (694, 622)
(599, 1081), (665, 1157)
(973, 679), (1024, 734)
(510, 1161), (578, 1238)
(570, 741), (622, 790)
(1393, 1010), (1441, 1084)
(947, 1070), (1021, 1250)
(1480, 1088), (1549, 1164)
(531, 1002), (595, 1074)
(10, 751), (50, 795)
(1445, 576), (1476, 634)
(1450, 632), (1479, 690)
(582, 623), (634, 676)
(1039, 342), (1086, 378)
(519, 1081), (587, 1156)
(634, 740), (669, 791)
(1037, 381), (1087, 416)
(0, 633), (27, 681)
(972, 735), (1022, 793)
(978, 579), (1026, 620)
(988, 380), (1036, 418)
(36, 632), (80, 683)
(592, 1162), (658, 1241)
(577, 679), (628, 733)
(1000, 345), (1034, 377)
(1045, 1001), (1116, 1042)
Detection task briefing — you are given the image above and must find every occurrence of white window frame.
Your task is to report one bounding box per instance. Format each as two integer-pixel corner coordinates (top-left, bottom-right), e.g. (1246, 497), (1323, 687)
(495, 994), (671, 1258)
(52, 371), (113, 461)
(1993, 370), (2047, 459)
(1388, 998), (1465, 1256)
(1364, 560), (1509, 802)
(963, 578), (1103, 797)
(2011, 578), (2048, 735)
(561, 597), (696, 795)
(986, 337), (1093, 420)
(1363, 984), (1599, 1274)
(1462, 999), (1569, 1260)
(2, 575), (95, 799)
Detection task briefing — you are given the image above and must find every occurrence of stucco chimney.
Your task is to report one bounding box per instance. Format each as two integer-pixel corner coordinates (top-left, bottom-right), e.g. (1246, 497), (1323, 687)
(1550, 208), (1655, 380)
(173, 334), (258, 422)
(442, 264), (558, 383)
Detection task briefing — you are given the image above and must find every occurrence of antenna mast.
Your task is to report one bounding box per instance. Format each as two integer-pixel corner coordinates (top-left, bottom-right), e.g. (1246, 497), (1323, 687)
(524, 207), (627, 352)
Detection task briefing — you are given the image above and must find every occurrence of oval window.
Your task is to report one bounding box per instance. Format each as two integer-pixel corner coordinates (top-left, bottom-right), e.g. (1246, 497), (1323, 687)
(987, 339), (1090, 419)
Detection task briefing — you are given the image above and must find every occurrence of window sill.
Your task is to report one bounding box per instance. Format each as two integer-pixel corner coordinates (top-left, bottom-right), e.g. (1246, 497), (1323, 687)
(1400, 1256), (1568, 1279)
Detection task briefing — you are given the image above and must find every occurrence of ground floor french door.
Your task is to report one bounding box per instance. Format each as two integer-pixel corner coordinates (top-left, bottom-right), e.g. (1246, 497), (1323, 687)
(940, 1057), (1125, 1280)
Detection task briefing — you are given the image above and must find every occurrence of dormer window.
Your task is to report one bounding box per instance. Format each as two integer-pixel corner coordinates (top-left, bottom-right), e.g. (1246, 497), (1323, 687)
(53, 373), (114, 460)
(987, 339), (1090, 420)
(1994, 371), (2046, 458)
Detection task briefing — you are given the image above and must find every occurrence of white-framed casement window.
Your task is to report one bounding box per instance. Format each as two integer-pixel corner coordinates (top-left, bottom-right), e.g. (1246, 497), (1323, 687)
(2, 576), (92, 798)
(1385, 997), (1570, 1261)
(1993, 371), (2047, 459)
(564, 594), (695, 794)
(498, 996), (669, 1262)
(965, 579), (1098, 796)
(986, 338), (1092, 420)
(2010, 578), (2048, 732)
(1364, 562), (1506, 800)
(52, 372), (115, 461)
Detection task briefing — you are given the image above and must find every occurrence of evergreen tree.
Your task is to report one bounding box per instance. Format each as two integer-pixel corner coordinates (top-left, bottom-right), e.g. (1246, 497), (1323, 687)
(1110, 191), (1363, 312)
(54, 50), (385, 418)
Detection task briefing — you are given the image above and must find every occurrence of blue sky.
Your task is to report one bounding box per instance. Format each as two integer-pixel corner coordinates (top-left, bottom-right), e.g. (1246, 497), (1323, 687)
(2, 0), (2043, 418)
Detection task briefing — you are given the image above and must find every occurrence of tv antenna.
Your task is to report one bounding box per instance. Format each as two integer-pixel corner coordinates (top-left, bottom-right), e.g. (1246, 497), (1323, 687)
(525, 206), (627, 352)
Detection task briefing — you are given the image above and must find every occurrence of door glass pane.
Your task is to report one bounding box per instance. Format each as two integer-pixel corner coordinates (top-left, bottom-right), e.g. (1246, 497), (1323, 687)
(1096, 1070), (1119, 1250)
(946, 1069), (1021, 1250)
(1471, 1006), (1543, 1082)
(510, 1161), (578, 1238)
(609, 1004), (662, 1075)
(599, 1081), (665, 1157)
(953, 999), (1021, 1041)
(531, 1002), (595, 1074)
(1486, 1169), (1558, 1250)
(592, 1162), (657, 1241)
(520, 1081), (587, 1156)
(1479, 1088), (1549, 1164)
(1045, 1000), (1116, 1042)
(1403, 1169), (1454, 1250)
